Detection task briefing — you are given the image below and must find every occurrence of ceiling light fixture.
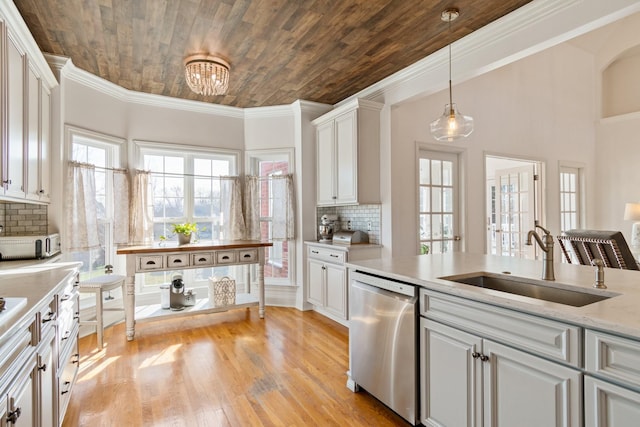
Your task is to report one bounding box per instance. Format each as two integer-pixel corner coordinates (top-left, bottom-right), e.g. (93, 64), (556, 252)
(430, 8), (474, 142)
(184, 54), (230, 96)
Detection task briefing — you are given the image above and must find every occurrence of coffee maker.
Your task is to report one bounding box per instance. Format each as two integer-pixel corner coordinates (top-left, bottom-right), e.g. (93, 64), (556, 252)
(170, 273), (196, 310)
(318, 214), (338, 242)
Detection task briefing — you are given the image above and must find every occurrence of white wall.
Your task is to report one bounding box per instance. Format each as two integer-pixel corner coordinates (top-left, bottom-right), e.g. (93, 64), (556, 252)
(387, 41), (597, 257)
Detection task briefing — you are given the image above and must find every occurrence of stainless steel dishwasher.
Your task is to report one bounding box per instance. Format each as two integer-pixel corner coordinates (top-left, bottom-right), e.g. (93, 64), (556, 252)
(349, 270), (418, 425)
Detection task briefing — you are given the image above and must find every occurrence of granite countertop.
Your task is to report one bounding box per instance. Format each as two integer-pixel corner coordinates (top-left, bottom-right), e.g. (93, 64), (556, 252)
(347, 253), (640, 340)
(0, 262), (81, 345)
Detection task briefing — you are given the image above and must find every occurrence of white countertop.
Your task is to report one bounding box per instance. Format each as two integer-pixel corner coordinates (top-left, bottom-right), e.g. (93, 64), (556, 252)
(0, 262), (81, 345)
(347, 253), (640, 340)
(305, 240), (382, 251)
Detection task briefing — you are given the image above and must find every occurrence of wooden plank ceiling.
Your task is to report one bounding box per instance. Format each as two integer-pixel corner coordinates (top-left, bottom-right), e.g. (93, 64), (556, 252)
(14, 0), (532, 108)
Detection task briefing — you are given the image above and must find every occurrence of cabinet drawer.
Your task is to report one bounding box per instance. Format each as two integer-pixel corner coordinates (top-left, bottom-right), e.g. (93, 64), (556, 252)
(137, 255), (164, 271)
(216, 251), (237, 264)
(307, 246), (345, 264)
(586, 329), (640, 389)
(238, 249), (258, 263)
(191, 253), (214, 266)
(420, 289), (581, 367)
(166, 254), (190, 268)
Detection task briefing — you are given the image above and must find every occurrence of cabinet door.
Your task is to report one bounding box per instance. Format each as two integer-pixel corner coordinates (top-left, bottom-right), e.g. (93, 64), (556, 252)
(39, 86), (51, 201)
(6, 353), (37, 427)
(483, 340), (582, 427)
(307, 258), (325, 306)
(585, 375), (640, 427)
(316, 120), (336, 205)
(420, 318), (482, 427)
(38, 331), (56, 427)
(5, 31), (26, 198)
(26, 65), (40, 201)
(334, 110), (357, 204)
(324, 263), (347, 319)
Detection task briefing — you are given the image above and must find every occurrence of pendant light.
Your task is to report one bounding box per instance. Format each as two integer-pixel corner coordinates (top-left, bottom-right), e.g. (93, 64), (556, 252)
(430, 8), (474, 142)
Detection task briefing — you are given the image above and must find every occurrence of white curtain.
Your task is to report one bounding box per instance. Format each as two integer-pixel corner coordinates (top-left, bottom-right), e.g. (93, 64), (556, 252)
(129, 170), (154, 245)
(113, 169), (130, 244)
(65, 161), (100, 251)
(220, 176), (245, 240)
(245, 174), (295, 241)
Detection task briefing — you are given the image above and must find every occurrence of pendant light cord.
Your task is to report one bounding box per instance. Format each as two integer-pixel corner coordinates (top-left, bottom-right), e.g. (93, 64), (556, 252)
(447, 14), (454, 115)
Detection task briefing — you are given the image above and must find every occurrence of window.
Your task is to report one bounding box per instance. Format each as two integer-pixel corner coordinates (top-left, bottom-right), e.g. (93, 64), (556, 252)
(246, 149), (295, 285)
(67, 127), (125, 280)
(559, 166), (582, 233)
(418, 150), (459, 255)
(136, 141), (240, 290)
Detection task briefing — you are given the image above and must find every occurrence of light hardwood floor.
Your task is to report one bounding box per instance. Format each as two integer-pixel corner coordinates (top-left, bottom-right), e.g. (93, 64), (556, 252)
(62, 307), (409, 426)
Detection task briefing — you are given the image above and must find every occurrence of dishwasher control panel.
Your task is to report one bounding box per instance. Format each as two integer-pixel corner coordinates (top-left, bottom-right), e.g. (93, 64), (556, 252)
(351, 271), (416, 297)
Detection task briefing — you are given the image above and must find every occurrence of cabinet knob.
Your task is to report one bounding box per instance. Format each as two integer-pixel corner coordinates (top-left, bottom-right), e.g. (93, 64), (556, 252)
(472, 352), (481, 359)
(38, 363), (47, 372)
(480, 354), (490, 362)
(39, 189), (45, 194)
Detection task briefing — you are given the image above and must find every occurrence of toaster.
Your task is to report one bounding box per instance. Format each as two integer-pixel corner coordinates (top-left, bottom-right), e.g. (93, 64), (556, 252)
(0, 233), (61, 260)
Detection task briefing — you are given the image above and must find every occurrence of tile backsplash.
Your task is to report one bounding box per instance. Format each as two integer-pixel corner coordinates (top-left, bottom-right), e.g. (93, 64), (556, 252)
(0, 202), (48, 235)
(317, 204), (381, 244)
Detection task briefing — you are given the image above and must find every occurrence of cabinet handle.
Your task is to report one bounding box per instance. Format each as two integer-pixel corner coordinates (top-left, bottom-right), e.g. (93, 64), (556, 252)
(60, 294), (72, 302)
(332, 196), (337, 199)
(61, 381), (71, 394)
(243, 253), (252, 258)
(2, 179), (12, 185)
(6, 407), (21, 424)
(472, 352), (481, 359)
(222, 255), (230, 260)
(38, 363), (47, 372)
(42, 312), (55, 323)
(198, 257), (207, 262)
(330, 254), (339, 258)
(321, 266), (326, 271)
(61, 330), (71, 341)
(145, 260), (156, 265)
(311, 250), (319, 254)
(172, 259), (183, 264)
(480, 354), (490, 362)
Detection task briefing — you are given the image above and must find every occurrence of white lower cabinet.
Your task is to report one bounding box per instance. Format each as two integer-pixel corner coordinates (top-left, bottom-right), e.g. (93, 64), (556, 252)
(584, 329), (640, 426)
(3, 352), (37, 427)
(37, 330), (56, 427)
(307, 252), (347, 319)
(585, 375), (640, 426)
(420, 318), (581, 427)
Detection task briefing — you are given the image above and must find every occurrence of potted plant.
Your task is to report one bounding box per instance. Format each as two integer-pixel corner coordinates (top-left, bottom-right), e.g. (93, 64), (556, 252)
(172, 222), (198, 245)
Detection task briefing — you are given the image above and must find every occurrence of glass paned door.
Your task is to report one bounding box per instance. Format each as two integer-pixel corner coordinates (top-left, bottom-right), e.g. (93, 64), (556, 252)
(418, 151), (459, 255)
(494, 165), (536, 259)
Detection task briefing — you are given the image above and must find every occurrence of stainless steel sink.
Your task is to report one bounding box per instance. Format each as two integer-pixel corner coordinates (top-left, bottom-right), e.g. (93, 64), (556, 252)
(439, 273), (613, 307)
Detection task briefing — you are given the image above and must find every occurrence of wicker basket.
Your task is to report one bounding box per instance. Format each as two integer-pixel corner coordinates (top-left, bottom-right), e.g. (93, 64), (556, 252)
(208, 276), (236, 307)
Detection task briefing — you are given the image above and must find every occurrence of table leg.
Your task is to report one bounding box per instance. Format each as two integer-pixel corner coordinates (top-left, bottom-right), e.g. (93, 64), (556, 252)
(258, 263), (265, 319)
(125, 255), (136, 340)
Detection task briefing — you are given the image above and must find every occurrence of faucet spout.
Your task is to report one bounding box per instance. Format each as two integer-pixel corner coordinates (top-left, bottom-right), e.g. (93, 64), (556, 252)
(526, 224), (555, 281)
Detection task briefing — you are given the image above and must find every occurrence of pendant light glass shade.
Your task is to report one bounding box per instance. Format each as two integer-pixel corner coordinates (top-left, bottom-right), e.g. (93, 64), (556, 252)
(430, 103), (474, 141)
(430, 8), (473, 142)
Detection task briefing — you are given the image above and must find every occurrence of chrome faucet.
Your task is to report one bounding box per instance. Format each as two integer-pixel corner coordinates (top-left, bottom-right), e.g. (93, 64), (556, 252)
(592, 258), (606, 289)
(526, 222), (555, 281)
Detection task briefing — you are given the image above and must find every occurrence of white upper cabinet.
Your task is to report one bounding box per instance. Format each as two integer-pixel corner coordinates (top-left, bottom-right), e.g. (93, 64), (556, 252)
(0, 7), (57, 204)
(312, 99), (382, 206)
(4, 28), (26, 199)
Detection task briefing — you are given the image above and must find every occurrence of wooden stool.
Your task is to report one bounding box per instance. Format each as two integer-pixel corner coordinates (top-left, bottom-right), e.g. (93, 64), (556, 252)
(78, 274), (126, 349)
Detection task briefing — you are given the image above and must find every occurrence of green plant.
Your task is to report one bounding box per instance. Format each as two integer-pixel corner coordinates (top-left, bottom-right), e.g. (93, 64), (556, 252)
(420, 244), (430, 255)
(172, 222), (198, 236)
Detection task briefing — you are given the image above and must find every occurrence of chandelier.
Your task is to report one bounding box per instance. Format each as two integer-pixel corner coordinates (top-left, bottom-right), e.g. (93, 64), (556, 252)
(184, 54), (230, 96)
(430, 8), (474, 142)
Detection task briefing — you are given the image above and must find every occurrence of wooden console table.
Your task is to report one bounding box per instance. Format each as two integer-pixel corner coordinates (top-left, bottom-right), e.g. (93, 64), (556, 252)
(117, 240), (272, 340)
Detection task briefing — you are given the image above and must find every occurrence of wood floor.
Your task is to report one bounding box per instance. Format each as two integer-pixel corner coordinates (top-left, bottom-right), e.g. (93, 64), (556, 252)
(62, 307), (409, 426)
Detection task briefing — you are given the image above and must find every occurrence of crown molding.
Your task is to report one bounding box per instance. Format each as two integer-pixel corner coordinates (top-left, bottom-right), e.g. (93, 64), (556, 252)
(244, 104), (294, 119)
(53, 55), (245, 118)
